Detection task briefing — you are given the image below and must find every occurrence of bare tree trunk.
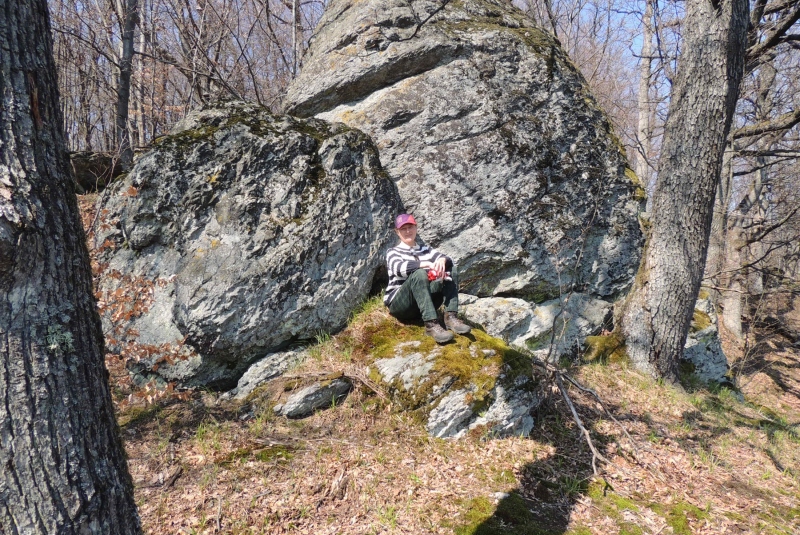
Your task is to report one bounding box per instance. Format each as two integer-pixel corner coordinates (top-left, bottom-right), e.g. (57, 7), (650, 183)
(635, 0), (653, 193)
(707, 142), (734, 291)
(115, 0), (139, 169)
(619, 0), (749, 381)
(716, 61), (777, 340)
(0, 0), (141, 532)
(721, 222), (745, 339)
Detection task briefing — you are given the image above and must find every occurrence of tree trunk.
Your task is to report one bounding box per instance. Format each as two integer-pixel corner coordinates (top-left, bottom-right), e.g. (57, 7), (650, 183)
(0, 0), (141, 533)
(619, 0), (749, 381)
(635, 0), (653, 195)
(115, 0), (139, 169)
(706, 143), (734, 293)
(714, 61), (777, 340)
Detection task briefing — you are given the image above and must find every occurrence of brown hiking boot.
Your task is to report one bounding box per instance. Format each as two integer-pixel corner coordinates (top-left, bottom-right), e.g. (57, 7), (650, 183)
(445, 312), (471, 335)
(425, 320), (454, 344)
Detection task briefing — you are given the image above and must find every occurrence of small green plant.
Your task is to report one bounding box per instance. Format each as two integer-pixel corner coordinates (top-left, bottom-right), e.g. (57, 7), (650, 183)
(695, 447), (720, 472)
(315, 330), (331, 345)
(559, 475), (588, 498)
(377, 506), (398, 529)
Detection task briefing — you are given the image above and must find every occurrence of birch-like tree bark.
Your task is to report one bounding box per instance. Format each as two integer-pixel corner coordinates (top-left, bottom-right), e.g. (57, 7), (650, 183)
(619, 0), (749, 380)
(0, 0), (141, 532)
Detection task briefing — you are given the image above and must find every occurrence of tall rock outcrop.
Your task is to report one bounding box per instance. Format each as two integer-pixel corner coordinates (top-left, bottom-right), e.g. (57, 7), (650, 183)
(285, 0), (644, 302)
(95, 102), (401, 388)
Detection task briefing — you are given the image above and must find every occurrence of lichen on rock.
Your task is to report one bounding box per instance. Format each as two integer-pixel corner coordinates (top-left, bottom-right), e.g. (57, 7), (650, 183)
(95, 101), (401, 388)
(285, 0), (644, 303)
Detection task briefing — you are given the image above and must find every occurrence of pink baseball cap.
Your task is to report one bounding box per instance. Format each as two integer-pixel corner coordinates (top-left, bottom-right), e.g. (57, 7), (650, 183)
(395, 214), (417, 228)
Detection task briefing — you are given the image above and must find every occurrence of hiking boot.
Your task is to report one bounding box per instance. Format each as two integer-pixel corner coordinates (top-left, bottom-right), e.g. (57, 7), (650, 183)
(445, 312), (471, 335)
(425, 320), (454, 344)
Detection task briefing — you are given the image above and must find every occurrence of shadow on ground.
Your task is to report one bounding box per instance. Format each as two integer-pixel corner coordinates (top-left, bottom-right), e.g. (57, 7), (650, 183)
(462, 394), (610, 535)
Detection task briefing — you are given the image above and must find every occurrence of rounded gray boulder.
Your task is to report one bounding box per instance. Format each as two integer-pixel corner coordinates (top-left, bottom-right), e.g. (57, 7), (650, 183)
(95, 102), (401, 388)
(284, 0), (644, 302)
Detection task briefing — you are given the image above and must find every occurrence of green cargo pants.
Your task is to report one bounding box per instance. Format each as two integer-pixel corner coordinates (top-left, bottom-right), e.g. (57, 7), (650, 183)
(388, 267), (459, 322)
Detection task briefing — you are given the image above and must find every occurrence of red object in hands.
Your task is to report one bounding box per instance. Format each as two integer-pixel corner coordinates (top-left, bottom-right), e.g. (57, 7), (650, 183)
(428, 269), (439, 281)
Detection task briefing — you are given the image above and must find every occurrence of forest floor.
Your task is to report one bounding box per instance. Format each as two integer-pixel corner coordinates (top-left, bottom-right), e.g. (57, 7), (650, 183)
(80, 196), (800, 535)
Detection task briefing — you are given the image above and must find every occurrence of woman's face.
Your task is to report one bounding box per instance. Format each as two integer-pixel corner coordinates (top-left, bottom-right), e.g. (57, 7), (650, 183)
(395, 223), (417, 247)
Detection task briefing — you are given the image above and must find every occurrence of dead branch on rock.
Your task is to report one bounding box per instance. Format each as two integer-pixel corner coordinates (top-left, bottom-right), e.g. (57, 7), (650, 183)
(282, 368), (390, 402)
(343, 367), (390, 402)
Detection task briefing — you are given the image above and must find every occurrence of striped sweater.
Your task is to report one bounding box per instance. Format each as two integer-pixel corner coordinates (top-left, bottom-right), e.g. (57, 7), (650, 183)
(384, 242), (452, 305)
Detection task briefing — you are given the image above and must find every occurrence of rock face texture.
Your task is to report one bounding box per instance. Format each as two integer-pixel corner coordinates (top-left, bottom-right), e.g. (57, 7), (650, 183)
(367, 327), (542, 438)
(284, 0), (644, 302)
(95, 102), (401, 388)
(274, 376), (353, 418)
(682, 297), (730, 384)
(459, 292), (612, 359)
(223, 349), (307, 400)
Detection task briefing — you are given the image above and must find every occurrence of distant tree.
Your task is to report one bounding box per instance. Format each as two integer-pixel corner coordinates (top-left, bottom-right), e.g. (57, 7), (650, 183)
(0, 0), (141, 532)
(706, 0), (800, 342)
(115, 0), (140, 168)
(619, 0), (750, 380)
(50, 0), (329, 154)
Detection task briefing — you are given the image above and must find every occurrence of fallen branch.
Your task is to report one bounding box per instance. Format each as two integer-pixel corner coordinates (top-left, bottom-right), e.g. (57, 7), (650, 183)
(520, 347), (636, 475)
(282, 368), (390, 401)
(216, 496), (222, 532)
(554, 370), (608, 475)
(343, 367), (390, 402)
(560, 373), (638, 454)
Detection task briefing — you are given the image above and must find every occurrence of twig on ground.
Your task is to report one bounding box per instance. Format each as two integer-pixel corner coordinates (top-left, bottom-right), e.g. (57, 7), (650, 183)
(344, 369), (390, 402)
(216, 496), (222, 532)
(524, 348), (635, 476)
(554, 371), (608, 475)
(561, 373), (639, 454)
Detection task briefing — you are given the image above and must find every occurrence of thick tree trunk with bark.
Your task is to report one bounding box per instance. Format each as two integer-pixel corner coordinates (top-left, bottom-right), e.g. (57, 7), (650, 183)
(619, 0), (749, 380)
(0, 0), (141, 532)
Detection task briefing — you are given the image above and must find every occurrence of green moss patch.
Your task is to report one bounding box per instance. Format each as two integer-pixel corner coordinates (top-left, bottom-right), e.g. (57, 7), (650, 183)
(586, 479), (641, 520)
(454, 494), (552, 535)
(583, 333), (627, 363)
(690, 310), (713, 332)
(624, 168), (647, 201)
(649, 501), (709, 535)
(350, 306), (536, 419)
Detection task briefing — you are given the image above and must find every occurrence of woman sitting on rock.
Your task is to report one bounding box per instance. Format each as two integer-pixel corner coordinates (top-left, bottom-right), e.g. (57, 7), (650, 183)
(384, 214), (471, 343)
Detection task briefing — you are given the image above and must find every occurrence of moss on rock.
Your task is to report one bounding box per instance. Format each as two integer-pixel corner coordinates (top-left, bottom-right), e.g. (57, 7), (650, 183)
(691, 310), (713, 332)
(344, 303), (538, 432)
(583, 333), (627, 363)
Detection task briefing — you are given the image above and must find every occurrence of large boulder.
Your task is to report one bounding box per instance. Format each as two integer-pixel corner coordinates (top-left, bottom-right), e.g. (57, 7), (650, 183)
(284, 0), (644, 302)
(95, 102), (401, 388)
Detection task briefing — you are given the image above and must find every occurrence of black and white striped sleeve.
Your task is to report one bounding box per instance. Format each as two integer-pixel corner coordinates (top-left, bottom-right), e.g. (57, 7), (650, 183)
(386, 248), (420, 279)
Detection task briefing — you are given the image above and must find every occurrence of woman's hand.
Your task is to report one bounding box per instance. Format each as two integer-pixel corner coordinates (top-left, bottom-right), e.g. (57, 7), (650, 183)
(433, 257), (447, 280)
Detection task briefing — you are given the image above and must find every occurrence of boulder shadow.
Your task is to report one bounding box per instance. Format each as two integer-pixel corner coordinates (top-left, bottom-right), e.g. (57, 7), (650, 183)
(465, 396), (612, 534)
